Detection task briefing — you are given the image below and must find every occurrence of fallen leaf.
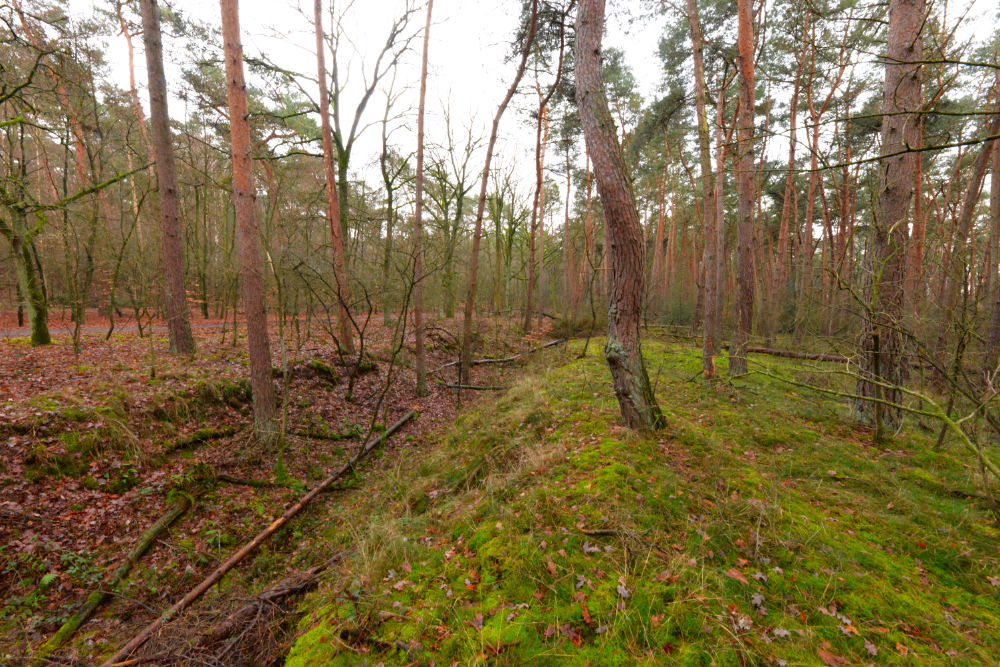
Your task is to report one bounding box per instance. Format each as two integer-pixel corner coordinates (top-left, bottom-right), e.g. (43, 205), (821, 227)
(817, 646), (848, 666)
(865, 640), (878, 657)
(725, 568), (749, 585)
(546, 559), (558, 576)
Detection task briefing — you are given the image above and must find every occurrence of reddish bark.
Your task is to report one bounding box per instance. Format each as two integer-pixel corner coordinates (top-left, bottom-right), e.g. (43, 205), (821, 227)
(220, 0), (277, 441)
(576, 0), (664, 430)
(729, 0), (755, 376)
(854, 0), (924, 430)
(140, 0), (196, 355)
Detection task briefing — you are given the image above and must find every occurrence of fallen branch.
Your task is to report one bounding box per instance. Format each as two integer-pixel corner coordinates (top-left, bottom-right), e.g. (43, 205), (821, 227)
(721, 344), (849, 363)
(100, 409), (418, 666)
(432, 338), (566, 373)
(444, 383), (509, 391)
(32, 497), (192, 666)
(198, 550), (349, 647)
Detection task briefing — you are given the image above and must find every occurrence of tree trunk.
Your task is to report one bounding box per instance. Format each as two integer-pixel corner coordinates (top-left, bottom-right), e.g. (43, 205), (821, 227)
(220, 0), (277, 442)
(933, 110), (1000, 368)
(853, 0), (924, 430)
(985, 130), (1000, 372)
(5, 218), (50, 345)
(140, 0), (196, 355)
(576, 0), (664, 431)
(729, 0), (755, 376)
(314, 0), (355, 355)
(412, 0), (432, 396)
(459, 0), (538, 383)
(686, 0), (718, 379)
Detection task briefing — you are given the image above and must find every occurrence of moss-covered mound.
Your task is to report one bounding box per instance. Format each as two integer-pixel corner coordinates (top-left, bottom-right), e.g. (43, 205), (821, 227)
(286, 341), (1000, 666)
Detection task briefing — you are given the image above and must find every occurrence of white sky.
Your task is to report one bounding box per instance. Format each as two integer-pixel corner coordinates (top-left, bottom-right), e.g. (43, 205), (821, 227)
(63, 0), (666, 206)
(65, 0), (994, 212)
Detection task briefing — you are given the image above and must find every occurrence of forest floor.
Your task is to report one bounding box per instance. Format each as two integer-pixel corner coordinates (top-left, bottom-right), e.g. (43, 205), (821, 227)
(4, 326), (1000, 665)
(280, 338), (1000, 666)
(0, 312), (538, 665)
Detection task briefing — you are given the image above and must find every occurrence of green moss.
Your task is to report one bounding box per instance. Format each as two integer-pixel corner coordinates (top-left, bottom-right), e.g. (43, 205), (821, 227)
(285, 340), (1000, 666)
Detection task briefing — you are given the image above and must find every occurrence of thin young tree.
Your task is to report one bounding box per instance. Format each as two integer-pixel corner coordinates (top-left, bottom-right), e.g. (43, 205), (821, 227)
(576, 0), (664, 431)
(139, 0), (196, 355)
(853, 0), (925, 430)
(412, 0), (432, 396)
(459, 0), (539, 384)
(729, 0), (755, 375)
(313, 0), (354, 355)
(686, 0), (718, 379)
(219, 0), (277, 442)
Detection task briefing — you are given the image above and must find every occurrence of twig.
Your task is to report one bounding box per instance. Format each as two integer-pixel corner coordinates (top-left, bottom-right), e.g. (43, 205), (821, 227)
(99, 409), (418, 666)
(32, 498), (192, 666)
(443, 383), (509, 391)
(432, 338), (565, 373)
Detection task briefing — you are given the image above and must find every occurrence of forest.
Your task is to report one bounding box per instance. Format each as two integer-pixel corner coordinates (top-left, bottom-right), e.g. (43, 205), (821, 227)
(3, 0), (1000, 664)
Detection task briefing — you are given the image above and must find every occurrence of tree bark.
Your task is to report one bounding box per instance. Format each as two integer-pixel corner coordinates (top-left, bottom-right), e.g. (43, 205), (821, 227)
(853, 0), (924, 430)
(220, 0), (277, 442)
(140, 0), (196, 355)
(729, 0), (755, 376)
(686, 0), (718, 379)
(525, 32), (565, 333)
(576, 0), (664, 431)
(413, 0), (432, 396)
(933, 110), (1000, 369)
(314, 0), (355, 355)
(985, 122), (1000, 372)
(459, 0), (538, 383)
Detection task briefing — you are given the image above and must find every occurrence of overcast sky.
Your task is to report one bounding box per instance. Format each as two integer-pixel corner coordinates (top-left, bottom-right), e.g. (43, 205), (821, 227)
(62, 0), (666, 209)
(65, 0), (994, 214)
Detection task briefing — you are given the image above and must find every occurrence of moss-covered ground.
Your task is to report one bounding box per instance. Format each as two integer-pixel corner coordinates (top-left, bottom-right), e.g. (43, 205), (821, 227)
(285, 339), (1000, 666)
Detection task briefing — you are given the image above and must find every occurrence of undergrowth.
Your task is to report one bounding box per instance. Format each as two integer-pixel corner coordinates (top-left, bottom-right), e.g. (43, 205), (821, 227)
(285, 340), (1000, 666)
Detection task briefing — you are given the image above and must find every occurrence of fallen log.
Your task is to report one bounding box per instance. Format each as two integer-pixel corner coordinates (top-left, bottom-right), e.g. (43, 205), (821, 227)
(100, 409), (418, 666)
(721, 344), (850, 364)
(32, 497), (192, 666)
(432, 338), (566, 373)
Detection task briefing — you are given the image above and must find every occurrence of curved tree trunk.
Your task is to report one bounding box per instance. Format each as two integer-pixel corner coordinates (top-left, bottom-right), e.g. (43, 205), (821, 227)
(140, 0), (196, 355)
(220, 0), (277, 442)
(576, 0), (664, 431)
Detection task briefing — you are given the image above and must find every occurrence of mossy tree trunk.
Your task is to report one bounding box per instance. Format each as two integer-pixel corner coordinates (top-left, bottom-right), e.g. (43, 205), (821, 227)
(575, 0), (664, 431)
(4, 214), (51, 345)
